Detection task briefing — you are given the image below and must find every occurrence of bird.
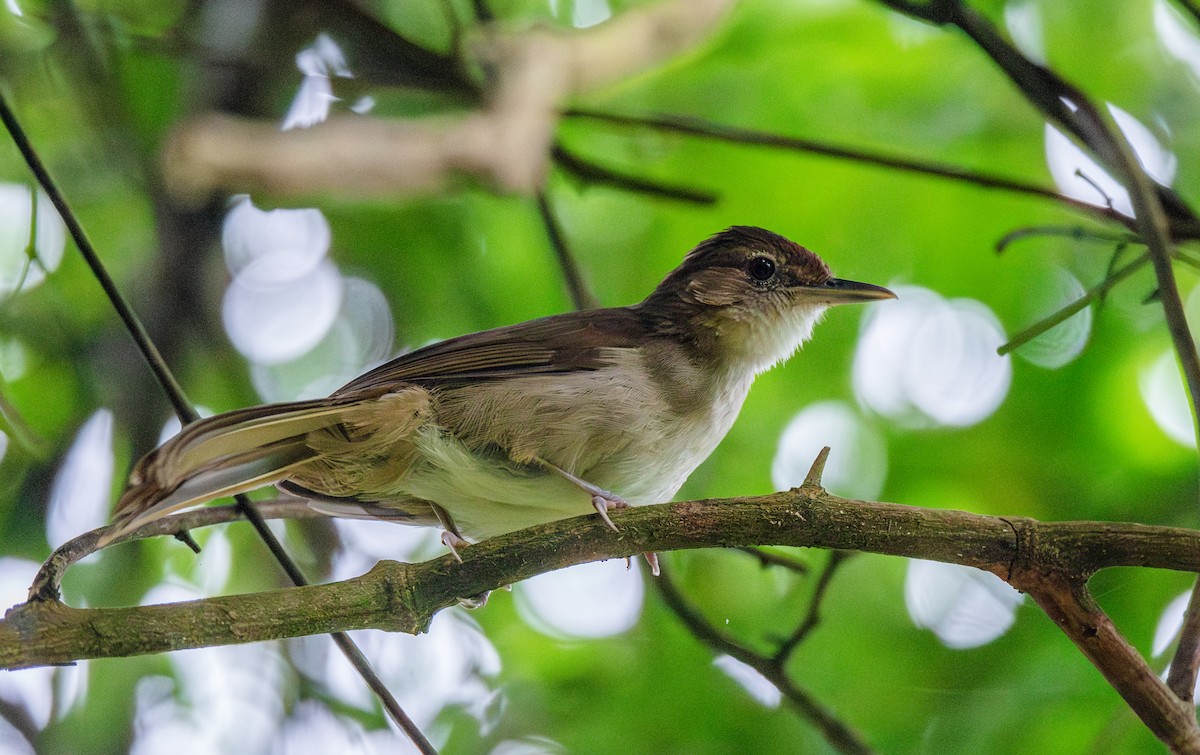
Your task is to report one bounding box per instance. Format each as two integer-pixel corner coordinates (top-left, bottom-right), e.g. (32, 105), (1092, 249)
(100, 226), (895, 566)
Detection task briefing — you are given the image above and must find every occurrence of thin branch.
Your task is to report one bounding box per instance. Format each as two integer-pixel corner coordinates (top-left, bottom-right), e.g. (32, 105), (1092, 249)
(0, 93), (196, 424)
(994, 225), (1138, 254)
(29, 498), (321, 602)
(535, 191), (600, 310)
(563, 108), (1160, 235)
(1168, 580), (1200, 702)
(551, 143), (717, 204)
(0, 93), (434, 753)
(735, 547), (811, 574)
(774, 551), (853, 665)
(998, 251), (1150, 355)
(655, 568), (875, 755)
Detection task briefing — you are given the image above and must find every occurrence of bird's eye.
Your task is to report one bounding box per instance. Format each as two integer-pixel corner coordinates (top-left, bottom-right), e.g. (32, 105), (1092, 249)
(747, 256), (776, 282)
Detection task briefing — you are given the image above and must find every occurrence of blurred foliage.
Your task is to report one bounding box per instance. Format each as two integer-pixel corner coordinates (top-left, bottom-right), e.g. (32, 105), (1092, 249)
(0, 0), (1197, 753)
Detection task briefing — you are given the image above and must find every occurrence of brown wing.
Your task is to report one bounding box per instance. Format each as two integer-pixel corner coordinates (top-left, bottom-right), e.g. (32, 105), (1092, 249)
(335, 306), (654, 394)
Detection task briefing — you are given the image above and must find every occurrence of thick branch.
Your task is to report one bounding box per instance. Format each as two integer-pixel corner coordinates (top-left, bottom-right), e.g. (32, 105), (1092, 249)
(6, 492), (1200, 670)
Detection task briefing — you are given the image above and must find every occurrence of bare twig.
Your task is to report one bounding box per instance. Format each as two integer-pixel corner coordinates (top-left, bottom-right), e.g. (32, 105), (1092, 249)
(563, 109), (1168, 235)
(535, 191), (600, 310)
(551, 143), (717, 204)
(655, 567), (875, 755)
(994, 226), (1138, 254)
(773, 551), (854, 664)
(735, 547), (811, 574)
(998, 251), (1150, 355)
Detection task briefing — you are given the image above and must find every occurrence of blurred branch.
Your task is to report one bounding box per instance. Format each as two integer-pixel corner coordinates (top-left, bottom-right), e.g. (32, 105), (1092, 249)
(655, 567), (875, 755)
(997, 251), (1150, 355)
(994, 226), (1139, 253)
(774, 551), (853, 664)
(550, 142), (717, 204)
(563, 109), (1182, 237)
(535, 191), (600, 310)
(162, 0), (734, 201)
(735, 547), (810, 574)
(7, 484), (1200, 748)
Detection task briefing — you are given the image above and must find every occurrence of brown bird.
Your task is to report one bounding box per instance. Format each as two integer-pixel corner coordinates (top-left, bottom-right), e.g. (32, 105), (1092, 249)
(101, 227), (895, 563)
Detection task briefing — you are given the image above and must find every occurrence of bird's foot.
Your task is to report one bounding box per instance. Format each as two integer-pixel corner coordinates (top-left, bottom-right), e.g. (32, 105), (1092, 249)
(441, 529), (470, 563)
(592, 493), (628, 533)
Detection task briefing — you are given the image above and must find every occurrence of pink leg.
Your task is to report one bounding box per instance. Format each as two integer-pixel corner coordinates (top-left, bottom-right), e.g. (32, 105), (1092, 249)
(538, 458), (628, 533)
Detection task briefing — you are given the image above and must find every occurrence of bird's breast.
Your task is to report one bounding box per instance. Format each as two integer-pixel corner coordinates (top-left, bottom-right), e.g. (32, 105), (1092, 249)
(431, 344), (753, 504)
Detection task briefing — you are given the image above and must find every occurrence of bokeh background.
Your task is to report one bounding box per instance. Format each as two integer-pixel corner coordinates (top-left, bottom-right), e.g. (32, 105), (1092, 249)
(0, 0), (1197, 752)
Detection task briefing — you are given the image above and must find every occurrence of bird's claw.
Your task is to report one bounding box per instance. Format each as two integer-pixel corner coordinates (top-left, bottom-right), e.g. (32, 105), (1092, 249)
(441, 530), (469, 563)
(592, 494), (627, 533)
(643, 551), (660, 576)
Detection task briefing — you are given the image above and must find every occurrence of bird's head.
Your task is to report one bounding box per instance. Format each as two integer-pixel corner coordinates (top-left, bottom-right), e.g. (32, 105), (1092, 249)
(641, 226), (895, 373)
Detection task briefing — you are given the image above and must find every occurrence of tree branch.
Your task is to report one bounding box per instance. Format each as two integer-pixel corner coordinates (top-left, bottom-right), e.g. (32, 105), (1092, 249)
(654, 567), (876, 755)
(7, 488), (1200, 748)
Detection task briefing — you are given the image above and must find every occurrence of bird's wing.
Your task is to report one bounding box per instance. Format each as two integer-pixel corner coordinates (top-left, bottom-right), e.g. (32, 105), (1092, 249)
(335, 307), (653, 394)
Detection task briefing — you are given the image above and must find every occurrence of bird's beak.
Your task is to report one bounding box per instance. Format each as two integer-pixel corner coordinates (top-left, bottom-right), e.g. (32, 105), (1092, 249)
(804, 277), (897, 305)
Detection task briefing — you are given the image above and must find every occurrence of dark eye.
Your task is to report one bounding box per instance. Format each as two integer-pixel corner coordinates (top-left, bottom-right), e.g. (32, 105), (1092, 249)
(747, 256), (776, 282)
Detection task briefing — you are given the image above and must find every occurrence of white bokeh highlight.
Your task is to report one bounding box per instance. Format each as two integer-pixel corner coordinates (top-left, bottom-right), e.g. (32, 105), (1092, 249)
(854, 285), (1011, 428)
(1004, 1), (1046, 65)
(289, 611), (501, 733)
(250, 277), (395, 402)
(713, 655), (782, 708)
(0, 184), (65, 297)
(514, 560), (645, 640)
(1139, 350), (1196, 448)
(267, 701), (407, 755)
(1013, 266), (1092, 369)
(1153, 590), (1191, 658)
(1156, 0), (1200, 82)
(222, 200), (331, 283)
(771, 401), (887, 501)
(283, 33), (353, 131)
(0, 558), (88, 731)
(46, 409), (114, 550)
(1045, 104), (1177, 218)
(220, 198), (394, 403)
(905, 560), (1025, 649)
(223, 258), (344, 365)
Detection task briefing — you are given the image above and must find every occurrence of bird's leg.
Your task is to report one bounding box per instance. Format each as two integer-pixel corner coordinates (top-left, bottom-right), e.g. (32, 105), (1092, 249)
(536, 459), (660, 575)
(429, 501), (492, 607)
(536, 458), (627, 532)
(429, 501), (469, 563)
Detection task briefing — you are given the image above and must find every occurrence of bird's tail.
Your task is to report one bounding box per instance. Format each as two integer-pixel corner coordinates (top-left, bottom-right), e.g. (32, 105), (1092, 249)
(100, 397), (364, 546)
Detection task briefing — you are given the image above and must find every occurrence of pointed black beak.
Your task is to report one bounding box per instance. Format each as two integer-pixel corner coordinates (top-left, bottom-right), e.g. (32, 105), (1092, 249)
(804, 277), (897, 305)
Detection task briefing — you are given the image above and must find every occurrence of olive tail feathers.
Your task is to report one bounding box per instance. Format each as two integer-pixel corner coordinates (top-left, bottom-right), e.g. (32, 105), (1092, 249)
(98, 398), (354, 546)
